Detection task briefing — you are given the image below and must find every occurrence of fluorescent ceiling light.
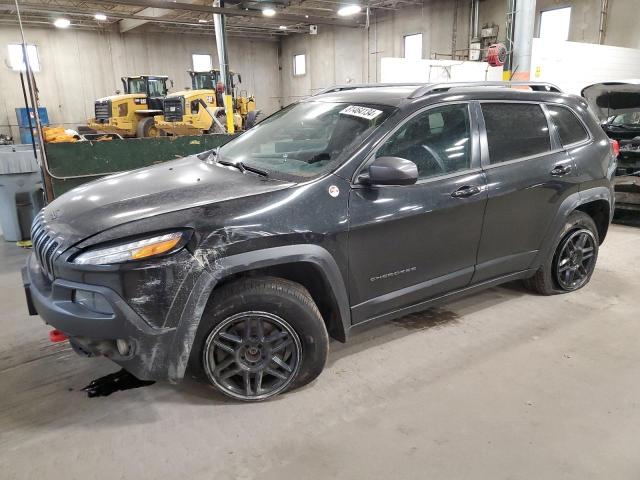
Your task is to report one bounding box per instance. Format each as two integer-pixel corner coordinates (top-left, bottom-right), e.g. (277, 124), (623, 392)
(198, 19), (209, 23)
(279, 25), (287, 30)
(337, 4), (361, 16)
(94, 13), (107, 21)
(54, 18), (71, 28)
(262, 7), (276, 17)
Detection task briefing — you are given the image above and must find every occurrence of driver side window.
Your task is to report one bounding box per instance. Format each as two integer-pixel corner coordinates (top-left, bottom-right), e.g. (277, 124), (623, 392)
(377, 103), (471, 180)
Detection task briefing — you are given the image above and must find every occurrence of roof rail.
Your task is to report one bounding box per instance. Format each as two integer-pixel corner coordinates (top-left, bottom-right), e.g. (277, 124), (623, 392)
(313, 83), (424, 96)
(409, 81), (562, 98)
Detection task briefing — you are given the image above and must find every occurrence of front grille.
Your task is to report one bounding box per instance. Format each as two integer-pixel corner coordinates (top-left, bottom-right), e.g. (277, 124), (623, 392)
(163, 97), (184, 122)
(94, 100), (111, 121)
(30, 213), (60, 281)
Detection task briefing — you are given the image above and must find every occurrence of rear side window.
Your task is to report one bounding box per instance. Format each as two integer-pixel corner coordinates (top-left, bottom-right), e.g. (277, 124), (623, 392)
(547, 105), (589, 146)
(481, 103), (551, 164)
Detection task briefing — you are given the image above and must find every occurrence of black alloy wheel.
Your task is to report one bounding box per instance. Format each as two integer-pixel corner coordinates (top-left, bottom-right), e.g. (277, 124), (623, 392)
(203, 311), (302, 401)
(554, 228), (597, 291)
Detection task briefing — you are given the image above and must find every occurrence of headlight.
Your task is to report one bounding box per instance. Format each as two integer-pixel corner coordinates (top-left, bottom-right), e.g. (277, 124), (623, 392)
(73, 232), (185, 265)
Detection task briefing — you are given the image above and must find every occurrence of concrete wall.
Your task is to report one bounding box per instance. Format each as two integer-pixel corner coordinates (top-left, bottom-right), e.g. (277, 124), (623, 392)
(280, 0), (639, 103)
(280, 0), (504, 104)
(0, 26), (281, 138)
(535, 0), (640, 48)
(279, 25), (367, 106)
(532, 37), (640, 94)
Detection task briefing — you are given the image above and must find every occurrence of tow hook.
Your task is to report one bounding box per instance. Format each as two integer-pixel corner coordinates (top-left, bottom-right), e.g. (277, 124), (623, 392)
(49, 329), (68, 343)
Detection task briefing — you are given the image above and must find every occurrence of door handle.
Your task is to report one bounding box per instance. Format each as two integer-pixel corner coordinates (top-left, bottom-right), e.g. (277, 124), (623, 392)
(550, 164), (572, 176)
(451, 185), (481, 198)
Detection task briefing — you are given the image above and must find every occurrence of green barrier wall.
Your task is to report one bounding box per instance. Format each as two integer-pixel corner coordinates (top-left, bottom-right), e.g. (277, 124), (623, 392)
(44, 134), (235, 198)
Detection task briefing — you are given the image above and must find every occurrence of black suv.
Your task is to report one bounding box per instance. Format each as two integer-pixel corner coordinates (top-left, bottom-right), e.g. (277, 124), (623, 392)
(23, 81), (616, 401)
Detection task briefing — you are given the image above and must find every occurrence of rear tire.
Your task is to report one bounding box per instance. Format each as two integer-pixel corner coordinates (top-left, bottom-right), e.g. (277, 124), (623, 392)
(244, 110), (261, 130)
(190, 277), (329, 401)
(136, 117), (159, 138)
(525, 211), (599, 295)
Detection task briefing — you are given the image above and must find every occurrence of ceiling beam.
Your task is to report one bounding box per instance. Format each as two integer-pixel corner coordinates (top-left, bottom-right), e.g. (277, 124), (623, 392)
(99, 0), (365, 26)
(0, 3), (302, 30)
(119, 7), (172, 33)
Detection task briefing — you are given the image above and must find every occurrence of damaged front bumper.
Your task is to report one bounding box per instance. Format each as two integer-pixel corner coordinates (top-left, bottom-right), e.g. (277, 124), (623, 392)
(22, 250), (216, 382)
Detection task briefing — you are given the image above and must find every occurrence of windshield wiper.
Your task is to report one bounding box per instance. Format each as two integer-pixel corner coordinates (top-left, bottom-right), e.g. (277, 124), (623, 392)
(200, 147), (268, 177)
(216, 159), (268, 177)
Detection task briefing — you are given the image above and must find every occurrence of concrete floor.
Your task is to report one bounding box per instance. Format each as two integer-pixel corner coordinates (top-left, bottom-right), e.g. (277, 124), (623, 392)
(1, 224), (639, 479)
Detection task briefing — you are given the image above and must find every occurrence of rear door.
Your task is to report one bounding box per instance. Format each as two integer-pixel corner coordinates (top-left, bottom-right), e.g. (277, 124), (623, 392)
(348, 102), (487, 323)
(473, 101), (580, 283)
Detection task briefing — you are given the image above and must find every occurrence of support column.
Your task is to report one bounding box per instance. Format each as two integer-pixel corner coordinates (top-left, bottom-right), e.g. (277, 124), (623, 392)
(213, 0), (235, 133)
(503, 0), (515, 80)
(511, 0), (536, 81)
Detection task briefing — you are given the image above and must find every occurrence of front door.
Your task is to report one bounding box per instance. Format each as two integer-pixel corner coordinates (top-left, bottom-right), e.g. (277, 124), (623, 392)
(348, 102), (487, 324)
(473, 101), (581, 283)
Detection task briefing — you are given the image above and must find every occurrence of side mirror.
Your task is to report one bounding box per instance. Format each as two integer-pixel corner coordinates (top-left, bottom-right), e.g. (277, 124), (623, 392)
(361, 156), (418, 186)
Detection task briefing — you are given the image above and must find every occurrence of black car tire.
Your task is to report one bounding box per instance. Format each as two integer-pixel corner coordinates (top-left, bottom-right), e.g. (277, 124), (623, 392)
(525, 211), (599, 295)
(136, 117), (159, 138)
(244, 110), (261, 130)
(190, 276), (329, 401)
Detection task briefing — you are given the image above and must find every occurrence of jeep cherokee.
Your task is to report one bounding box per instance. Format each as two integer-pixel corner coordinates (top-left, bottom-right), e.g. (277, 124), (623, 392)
(23, 81), (617, 401)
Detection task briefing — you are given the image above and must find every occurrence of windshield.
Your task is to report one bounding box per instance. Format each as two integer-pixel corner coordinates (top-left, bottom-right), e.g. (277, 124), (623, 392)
(610, 112), (640, 127)
(193, 72), (219, 90)
(127, 78), (167, 96)
(127, 78), (146, 94)
(217, 101), (394, 181)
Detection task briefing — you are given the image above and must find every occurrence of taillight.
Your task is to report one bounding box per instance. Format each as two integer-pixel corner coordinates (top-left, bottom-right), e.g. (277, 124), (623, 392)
(610, 139), (620, 157)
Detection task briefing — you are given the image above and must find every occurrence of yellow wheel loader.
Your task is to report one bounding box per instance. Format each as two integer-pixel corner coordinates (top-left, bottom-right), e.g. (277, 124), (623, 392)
(154, 70), (258, 136)
(88, 75), (171, 138)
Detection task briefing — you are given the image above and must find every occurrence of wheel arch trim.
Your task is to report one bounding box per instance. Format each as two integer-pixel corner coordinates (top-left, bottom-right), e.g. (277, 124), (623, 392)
(167, 244), (351, 382)
(215, 244), (351, 335)
(534, 186), (612, 268)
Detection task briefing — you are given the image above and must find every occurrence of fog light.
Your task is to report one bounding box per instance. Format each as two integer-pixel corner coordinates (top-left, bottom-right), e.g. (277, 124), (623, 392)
(73, 289), (114, 315)
(116, 339), (132, 356)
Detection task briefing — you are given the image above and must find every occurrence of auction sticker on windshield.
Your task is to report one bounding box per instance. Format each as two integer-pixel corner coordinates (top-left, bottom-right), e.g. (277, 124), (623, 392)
(340, 105), (383, 120)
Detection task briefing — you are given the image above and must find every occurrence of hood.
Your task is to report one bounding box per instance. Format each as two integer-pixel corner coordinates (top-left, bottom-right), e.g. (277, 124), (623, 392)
(41, 155), (291, 246)
(96, 93), (146, 102)
(581, 81), (640, 121)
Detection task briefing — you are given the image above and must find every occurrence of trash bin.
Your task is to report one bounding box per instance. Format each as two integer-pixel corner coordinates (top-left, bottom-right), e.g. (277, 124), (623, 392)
(16, 191), (35, 239)
(0, 145), (42, 242)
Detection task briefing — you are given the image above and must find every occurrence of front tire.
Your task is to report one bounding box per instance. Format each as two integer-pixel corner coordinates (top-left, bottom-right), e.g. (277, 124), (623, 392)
(191, 277), (329, 401)
(525, 211), (599, 295)
(136, 117), (159, 138)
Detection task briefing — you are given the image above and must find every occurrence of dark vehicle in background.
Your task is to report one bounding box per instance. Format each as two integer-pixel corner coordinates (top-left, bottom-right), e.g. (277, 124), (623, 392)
(23, 82), (616, 401)
(582, 81), (640, 212)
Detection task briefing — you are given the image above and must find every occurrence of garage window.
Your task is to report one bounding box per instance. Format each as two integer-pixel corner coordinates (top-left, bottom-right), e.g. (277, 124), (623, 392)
(403, 33), (422, 60)
(539, 7), (571, 41)
(192, 53), (212, 72)
(481, 103), (551, 164)
(547, 105), (589, 146)
(7, 44), (40, 72)
(293, 54), (306, 76)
